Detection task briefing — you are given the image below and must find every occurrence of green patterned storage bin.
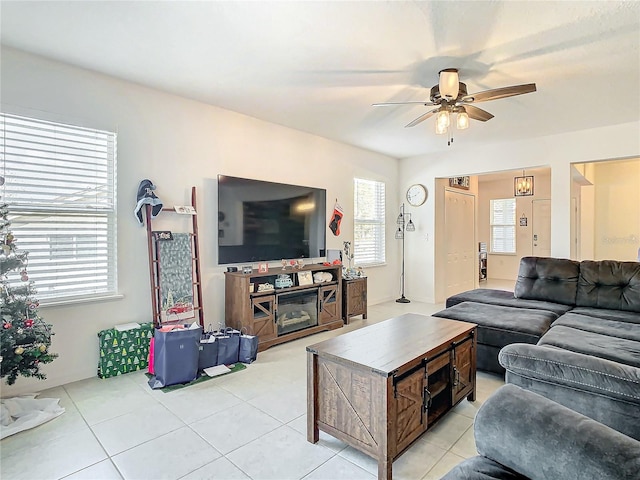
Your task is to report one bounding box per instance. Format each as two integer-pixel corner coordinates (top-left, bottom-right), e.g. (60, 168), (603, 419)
(97, 323), (154, 378)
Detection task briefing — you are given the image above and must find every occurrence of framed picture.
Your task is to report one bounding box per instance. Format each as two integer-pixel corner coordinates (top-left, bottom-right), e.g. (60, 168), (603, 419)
(258, 262), (269, 273)
(297, 270), (313, 286)
(449, 176), (470, 190)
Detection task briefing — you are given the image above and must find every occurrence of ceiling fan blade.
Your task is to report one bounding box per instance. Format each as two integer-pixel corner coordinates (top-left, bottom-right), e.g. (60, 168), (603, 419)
(372, 101), (436, 107)
(405, 108), (439, 128)
(465, 105), (494, 122)
(462, 83), (537, 103)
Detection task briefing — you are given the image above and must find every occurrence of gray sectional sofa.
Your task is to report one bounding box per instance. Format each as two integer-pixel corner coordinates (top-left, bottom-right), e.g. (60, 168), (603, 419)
(441, 384), (640, 480)
(433, 256), (640, 441)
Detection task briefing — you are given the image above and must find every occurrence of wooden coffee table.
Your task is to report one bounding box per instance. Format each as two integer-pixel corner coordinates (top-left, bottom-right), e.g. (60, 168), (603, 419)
(307, 313), (477, 480)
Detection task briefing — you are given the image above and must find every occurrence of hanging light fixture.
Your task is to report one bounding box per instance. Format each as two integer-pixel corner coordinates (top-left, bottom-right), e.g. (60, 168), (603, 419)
(439, 68), (459, 100)
(456, 108), (469, 130)
(436, 109), (450, 135)
(436, 109), (450, 128)
(514, 170), (534, 196)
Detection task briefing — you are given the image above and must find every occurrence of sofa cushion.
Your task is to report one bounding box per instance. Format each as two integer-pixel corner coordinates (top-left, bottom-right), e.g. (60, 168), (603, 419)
(433, 302), (556, 348)
(538, 325), (640, 368)
(446, 288), (572, 316)
(514, 257), (580, 306)
(576, 260), (640, 313)
(552, 312), (640, 342)
(570, 306), (640, 325)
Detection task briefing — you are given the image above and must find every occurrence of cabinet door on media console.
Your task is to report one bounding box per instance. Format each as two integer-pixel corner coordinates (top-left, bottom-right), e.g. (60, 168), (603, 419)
(392, 364), (427, 455)
(452, 336), (475, 405)
(319, 284), (340, 325)
(250, 295), (276, 341)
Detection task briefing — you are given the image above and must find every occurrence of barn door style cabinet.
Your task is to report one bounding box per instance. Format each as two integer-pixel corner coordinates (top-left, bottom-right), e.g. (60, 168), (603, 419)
(393, 334), (476, 450)
(225, 264), (343, 351)
(342, 276), (367, 323)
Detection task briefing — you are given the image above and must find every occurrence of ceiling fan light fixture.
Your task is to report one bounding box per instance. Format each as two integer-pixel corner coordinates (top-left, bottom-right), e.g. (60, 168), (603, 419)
(457, 110), (469, 130)
(439, 68), (459, 99)
(436, 109), (450, 129)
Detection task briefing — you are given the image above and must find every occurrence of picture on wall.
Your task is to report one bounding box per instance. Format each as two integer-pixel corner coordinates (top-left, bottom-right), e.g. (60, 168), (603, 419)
(156, 233), (195, 323)
(449, 176), (470, 190)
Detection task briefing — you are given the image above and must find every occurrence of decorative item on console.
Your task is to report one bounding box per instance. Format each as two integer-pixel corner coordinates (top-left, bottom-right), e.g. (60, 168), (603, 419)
(281, 259), (305, 270)
(257, 282), (274, 292)
(275, 274), (293, 289)
(313, 271), (333, 284)
(298, 270), (314, 286)
(242, 265), (253, 274)
(343, 266), (365, 279)
(343, 241), (354, 269)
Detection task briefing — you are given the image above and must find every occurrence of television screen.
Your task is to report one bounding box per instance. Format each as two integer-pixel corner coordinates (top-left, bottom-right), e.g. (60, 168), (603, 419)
(217, 175), (327, 264)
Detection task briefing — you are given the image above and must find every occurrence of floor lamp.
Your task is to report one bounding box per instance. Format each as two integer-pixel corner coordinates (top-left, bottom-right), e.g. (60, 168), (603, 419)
(395, 203), (415, 303)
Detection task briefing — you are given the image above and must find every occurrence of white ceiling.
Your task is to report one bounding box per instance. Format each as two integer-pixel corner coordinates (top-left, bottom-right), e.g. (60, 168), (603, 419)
(1, 1), (639, 159)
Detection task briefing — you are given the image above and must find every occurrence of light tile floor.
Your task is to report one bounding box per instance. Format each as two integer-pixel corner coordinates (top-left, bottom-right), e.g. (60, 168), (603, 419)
(0, 299), (505, 480)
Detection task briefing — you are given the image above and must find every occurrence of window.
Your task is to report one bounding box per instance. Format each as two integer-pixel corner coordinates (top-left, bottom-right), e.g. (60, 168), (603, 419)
(490, 198), (516, 253)
(1, 113), (117, 302)
(353, 178), (385, 266)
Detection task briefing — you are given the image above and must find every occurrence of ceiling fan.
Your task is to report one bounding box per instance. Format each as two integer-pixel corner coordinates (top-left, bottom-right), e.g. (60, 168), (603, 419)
(373, 68), (536, 141)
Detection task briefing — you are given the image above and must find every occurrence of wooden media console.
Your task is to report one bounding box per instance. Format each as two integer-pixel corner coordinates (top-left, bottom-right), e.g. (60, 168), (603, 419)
(225, 263), (343, 351)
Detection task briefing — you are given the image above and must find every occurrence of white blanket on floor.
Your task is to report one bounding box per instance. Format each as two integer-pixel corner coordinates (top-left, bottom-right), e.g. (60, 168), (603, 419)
(0, 395), (65, 439)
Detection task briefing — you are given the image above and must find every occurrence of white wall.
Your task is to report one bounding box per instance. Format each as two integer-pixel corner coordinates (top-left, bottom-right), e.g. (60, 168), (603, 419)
(0, 47), (399, 394)
(399, 122), (640, 303)
(591, 159), (640, 261)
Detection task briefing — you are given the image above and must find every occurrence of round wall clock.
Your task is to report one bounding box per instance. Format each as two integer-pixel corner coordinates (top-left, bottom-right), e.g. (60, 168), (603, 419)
(406, 184), (427, 206)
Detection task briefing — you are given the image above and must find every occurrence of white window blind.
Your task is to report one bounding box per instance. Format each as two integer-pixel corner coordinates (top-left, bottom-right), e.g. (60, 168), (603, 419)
(353, 178), (385, 266)
(490, 198), (516, 254)
(1, 113), (117, 302)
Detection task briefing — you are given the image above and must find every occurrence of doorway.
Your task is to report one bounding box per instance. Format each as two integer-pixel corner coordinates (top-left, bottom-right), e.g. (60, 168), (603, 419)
(444, 190), (476, 298)
(532, 199), (551, 257)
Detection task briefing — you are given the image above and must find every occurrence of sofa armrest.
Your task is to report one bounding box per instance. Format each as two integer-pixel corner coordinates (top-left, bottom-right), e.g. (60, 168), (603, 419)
(473, 384), (640, 480)
(498, 343), (640, 405)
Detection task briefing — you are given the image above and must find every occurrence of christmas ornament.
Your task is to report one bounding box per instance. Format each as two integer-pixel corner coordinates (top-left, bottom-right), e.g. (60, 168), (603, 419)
(3, 322), (12, 329)
(39, 344), (47, 353)
(17, 328), (23, 334)
(1, 245), (9, 255)
(14, 347), (24, 355)
(6, 233), (14, 244)
(21, 270), (28, 282)
(24, 319), (34, 328)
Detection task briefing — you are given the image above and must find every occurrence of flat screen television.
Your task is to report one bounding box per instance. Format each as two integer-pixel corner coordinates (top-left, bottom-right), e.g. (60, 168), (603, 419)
(217, 175), (327, 265)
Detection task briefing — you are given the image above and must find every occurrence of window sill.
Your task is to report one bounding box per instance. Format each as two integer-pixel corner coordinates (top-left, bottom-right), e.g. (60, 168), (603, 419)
(354, 262), (387, 268)
(489, 252), (518, 256)
(40, 293), (124, 308)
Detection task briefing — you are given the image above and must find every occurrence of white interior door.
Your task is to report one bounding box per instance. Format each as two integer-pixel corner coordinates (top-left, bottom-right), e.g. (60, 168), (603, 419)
(532, 199), (551, 257)
(445, 190), (476, 298)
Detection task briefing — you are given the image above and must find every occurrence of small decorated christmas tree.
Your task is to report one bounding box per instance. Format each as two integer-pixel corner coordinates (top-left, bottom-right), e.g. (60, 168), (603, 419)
(1, 203), (58, 385)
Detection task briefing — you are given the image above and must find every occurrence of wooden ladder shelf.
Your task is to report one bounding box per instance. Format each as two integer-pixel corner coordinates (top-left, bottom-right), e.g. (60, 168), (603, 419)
(145, 186), (204, 328)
